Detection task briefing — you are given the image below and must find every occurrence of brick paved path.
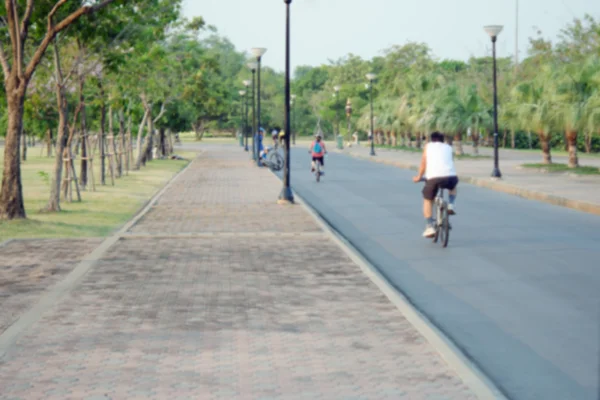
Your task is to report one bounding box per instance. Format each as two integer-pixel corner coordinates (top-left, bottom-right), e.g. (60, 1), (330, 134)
(0, 147), (478, 399)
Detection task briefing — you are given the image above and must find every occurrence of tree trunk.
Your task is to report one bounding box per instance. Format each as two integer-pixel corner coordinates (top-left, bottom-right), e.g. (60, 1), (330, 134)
(0, 87), (27, 219)
(566, 130), (579, 168)
(159, 127), (166, 157)
(584, 131), (592, 153)
(539, 132), (552, 164)
(415, 132), (422, 149)
(453, 132), (464, 156)
(126, 111), (132, 174)
(141, 111), (155, 166)
(118, 109), (125, 176)
(167, 129), (174, 155)
(98, 81), (106, 185)
(472, 130), (480, 155)
(135, 110), (150, 170)
(502, 129), (508, 148)
(108, 107), (122, 177)
(79, 76), (88, 189)
(45, 42), (70, 212)
(21, 129), (27, 161)
(47, 128), (53, 157)
(511, 129), (516, 149)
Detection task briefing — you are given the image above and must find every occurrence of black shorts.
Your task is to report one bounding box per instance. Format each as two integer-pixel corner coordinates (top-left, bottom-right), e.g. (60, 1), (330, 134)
(422, 176), (458, 200)
(312, 156), (324, 166)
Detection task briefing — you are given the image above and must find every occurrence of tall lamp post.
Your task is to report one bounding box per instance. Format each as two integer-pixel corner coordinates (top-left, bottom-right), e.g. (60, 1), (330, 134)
(333, 85), (341, 146)
(484, 25), (503, 179)
(238, 90), (246, 147)
(366, 73), (377, 156)
(247, 62), (257, 160)
(251, 47), (267, 167)
(291, 94), (296, 145)
(279, 0), (294, 203)
(345, 98), (352, 147)
(243, 80), (251, 151)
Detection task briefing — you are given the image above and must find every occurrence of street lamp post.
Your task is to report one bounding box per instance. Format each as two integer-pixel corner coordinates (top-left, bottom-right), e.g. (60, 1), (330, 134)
(366, 73), (376, 156)
(484, 25), (503, 179)
(279, 0), (294, 203)
(251, 47), (267, 167)
(247, 62), (257, 160)
(345, 98), (352, 147)
(238, 90), (246, 147)
(243, 80), (251, 151)
(291, 94), (296, 145)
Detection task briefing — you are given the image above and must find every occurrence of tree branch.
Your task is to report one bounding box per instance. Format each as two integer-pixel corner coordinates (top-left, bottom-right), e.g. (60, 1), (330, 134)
(25, 0), (118, 81)
(6, 0), (21, 77)
(47, 0), (69, 26)
(0, 41), (10, 78)
(20, 0), (34, 41)
(153, 102), (168, 123)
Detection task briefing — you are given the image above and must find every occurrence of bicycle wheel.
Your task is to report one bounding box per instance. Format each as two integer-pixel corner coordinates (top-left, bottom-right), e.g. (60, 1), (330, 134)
(433, 203), (441, 243)
(440, 207), (450, 247)
(269, 152), (284, 171)
(316, 166), (320, 182)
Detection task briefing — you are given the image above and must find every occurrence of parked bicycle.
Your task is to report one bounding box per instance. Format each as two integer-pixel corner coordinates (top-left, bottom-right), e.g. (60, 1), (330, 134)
(260, 146), (284, 172)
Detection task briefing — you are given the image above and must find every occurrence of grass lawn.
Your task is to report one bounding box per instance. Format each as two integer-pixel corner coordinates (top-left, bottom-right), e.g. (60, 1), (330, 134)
(521, 163), (600, 175)
(0, 147), (195, 241)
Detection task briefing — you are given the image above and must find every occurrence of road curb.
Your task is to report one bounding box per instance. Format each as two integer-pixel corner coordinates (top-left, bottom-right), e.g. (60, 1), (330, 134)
(0, 238), (14, 249)
(344, 151), (600, 216)
(265, 167), (507, 400)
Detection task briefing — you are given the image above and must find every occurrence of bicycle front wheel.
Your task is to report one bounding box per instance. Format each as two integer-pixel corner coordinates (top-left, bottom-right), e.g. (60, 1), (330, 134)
(269, 152), (284, 171)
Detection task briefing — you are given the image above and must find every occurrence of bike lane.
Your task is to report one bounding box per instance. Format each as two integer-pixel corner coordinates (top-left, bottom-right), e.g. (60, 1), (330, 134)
(279, 148), (600, 400)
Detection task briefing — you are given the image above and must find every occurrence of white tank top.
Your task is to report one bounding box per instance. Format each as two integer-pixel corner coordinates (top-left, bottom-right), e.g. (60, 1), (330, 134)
(425, 142), (456, 179)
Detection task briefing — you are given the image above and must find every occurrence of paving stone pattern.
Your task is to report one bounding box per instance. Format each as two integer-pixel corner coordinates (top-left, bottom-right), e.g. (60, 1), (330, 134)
(0, 148), (478, 399)
(0, 239), (102, 335)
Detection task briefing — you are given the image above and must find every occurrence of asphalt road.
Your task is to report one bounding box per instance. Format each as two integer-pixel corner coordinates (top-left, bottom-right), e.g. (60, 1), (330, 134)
(276, 147), (600, 400)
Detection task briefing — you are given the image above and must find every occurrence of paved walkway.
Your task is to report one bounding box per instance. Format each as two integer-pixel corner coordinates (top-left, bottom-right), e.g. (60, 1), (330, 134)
(335, 143), (600, 214)
(0, 147), (480, 399)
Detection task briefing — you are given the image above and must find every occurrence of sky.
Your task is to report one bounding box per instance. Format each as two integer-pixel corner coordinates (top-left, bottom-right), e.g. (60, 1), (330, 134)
(182, 0), (600, 73)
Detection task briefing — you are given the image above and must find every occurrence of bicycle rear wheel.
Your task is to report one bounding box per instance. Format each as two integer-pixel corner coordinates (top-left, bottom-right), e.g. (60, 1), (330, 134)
(440, 207), (450, 247)
(433, 203), (441, 243)
(269, 152), (284, 171)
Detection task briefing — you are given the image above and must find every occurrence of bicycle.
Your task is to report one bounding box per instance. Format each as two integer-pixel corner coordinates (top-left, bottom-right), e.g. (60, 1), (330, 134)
(314, 158), (322, 182)
(420, 177), (452, 247)
(260, 147), (284, 172)
(309, 152), (326, 182)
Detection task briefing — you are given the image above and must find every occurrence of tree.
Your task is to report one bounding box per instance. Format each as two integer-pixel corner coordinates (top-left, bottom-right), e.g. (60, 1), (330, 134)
(0, 0), (120, 220)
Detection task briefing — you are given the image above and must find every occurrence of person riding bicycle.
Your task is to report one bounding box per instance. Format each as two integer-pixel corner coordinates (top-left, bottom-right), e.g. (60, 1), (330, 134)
(412, 131), (458, 238)
(271, 128), (280, 147)
(278, 129), (286, 146)
(309, 133), (327, 175)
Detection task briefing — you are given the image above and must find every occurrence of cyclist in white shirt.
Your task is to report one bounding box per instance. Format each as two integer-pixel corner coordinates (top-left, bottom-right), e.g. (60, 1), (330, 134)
(413, 132), (458, 238)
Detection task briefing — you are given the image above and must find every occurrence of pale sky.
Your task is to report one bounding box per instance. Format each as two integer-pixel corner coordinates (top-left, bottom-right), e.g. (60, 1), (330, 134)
(182, 0), (600, 72)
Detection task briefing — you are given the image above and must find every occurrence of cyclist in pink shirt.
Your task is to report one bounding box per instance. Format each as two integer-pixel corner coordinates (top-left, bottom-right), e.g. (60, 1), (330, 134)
(309, 133), (327, 174)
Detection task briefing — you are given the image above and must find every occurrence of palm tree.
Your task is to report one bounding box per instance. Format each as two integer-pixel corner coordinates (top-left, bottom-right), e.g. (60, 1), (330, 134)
(395, 95), (411, 146)
(552, 56), (600, 165)
(512, 68), (556, 164)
